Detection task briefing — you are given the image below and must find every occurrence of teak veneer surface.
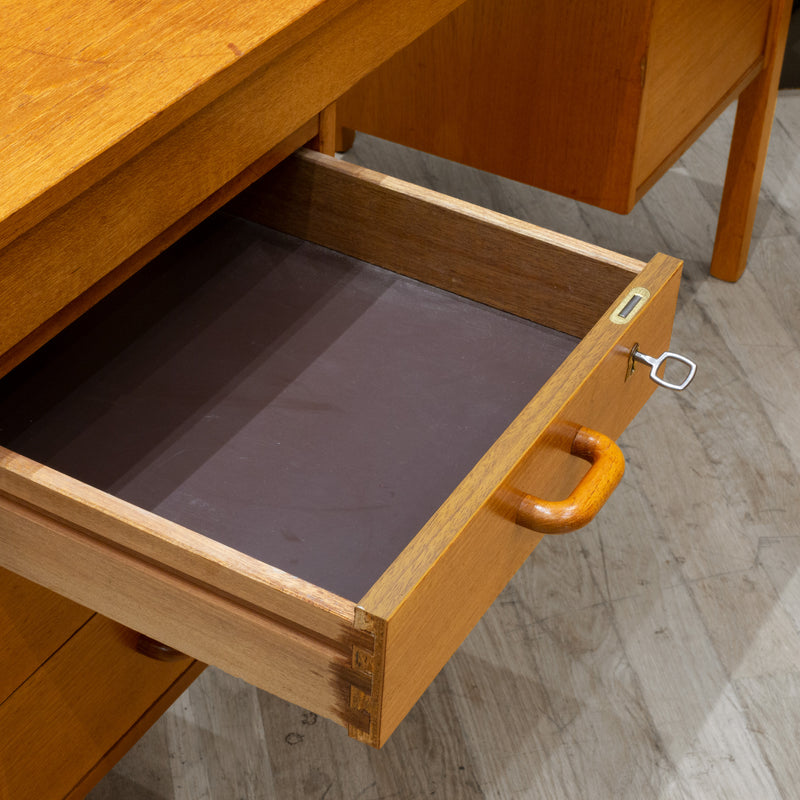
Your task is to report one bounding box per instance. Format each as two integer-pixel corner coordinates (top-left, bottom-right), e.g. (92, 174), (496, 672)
(338, 0), (770, 211)
(634, 0), (770, 191)
(0, 566), (92, 704)
(0, 0), (463, 375)
(0, 0), (352, 247)
(0, 215), (577, 601)
(340, 0), (651, 210)
(0, 613), (200, 800)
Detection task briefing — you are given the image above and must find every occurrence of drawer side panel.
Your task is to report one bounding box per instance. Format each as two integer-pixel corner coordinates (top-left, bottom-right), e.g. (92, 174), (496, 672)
(635, 0), (771, 188)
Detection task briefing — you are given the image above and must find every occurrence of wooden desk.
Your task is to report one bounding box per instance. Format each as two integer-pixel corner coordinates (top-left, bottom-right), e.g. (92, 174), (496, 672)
(0, 0), (465, 376)
(0, 1), (463, 796)
(0, 1), (690, 796)
(338, 0), (794, 282)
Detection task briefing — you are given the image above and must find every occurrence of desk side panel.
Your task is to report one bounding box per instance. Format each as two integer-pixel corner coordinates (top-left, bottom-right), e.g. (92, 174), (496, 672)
(634, 0), (771, 190)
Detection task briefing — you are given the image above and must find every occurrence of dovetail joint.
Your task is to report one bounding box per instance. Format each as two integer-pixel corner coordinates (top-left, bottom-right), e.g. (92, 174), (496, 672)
(347, 606), (385, 745)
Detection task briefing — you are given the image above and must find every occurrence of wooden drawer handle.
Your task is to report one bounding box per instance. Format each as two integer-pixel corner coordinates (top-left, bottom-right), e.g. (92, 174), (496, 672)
(134, 634), (186, 662)
(516, 426), (625, 535)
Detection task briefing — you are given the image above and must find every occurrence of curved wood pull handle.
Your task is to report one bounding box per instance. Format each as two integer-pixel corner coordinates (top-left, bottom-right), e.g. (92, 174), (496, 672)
(516, 426), (625, 535)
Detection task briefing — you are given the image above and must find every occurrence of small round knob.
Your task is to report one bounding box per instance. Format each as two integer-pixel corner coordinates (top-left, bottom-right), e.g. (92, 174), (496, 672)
(135, 634), (186, 661)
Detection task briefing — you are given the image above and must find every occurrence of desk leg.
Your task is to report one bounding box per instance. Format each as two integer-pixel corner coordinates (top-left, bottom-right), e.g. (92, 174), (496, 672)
(313, 104), (339, 156)
(710, 0), (792, 282)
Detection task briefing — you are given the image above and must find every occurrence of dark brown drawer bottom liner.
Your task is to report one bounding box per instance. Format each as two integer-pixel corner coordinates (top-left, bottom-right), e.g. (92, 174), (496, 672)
(0, 213), (577, 600)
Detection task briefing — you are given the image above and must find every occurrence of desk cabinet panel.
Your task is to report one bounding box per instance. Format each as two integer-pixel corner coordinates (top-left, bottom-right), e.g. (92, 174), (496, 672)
(0, 595), (202, 800)
(0, 567), (92, 704)
(338, 0), (778, 211)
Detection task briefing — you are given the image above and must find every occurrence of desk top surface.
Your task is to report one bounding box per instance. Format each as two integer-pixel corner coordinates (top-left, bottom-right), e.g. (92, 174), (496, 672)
(0, 0), (358, 248)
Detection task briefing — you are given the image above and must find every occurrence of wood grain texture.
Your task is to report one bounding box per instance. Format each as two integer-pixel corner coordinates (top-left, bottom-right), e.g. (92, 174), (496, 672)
(337, 0), (652, 211)
(634, 0), (771, 189)
(0, 0), (354, 249)
(0, 615), (197, 800)
(0, 567), (92, 705)
(0, 471), (364, 731)
(231, 149), (643, 338)
(314, 104), (339, 156)
(0, 0), (463, 372)
(63, 660), (206, 800)
(86, 89), (800, 800)
(0, 118), (318, 381)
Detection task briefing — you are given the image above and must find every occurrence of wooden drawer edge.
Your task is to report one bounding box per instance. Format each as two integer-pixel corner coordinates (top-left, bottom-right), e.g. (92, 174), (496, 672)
(0, 0), (363, 253)
(0, 494), (369, 732)
(0, 447), (356, 642)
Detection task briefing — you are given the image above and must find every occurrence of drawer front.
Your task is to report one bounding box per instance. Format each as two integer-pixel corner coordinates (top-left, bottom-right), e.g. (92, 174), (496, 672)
(0, 614), (201, 800)
(0, 567), (92, 704)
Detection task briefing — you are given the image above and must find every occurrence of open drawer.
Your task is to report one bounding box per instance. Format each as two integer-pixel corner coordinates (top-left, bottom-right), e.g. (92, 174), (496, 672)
(0, 150), (683, 748)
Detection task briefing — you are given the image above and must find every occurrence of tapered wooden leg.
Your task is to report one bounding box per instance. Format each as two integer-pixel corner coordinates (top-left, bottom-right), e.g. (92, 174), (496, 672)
(710, 0), (793, 282)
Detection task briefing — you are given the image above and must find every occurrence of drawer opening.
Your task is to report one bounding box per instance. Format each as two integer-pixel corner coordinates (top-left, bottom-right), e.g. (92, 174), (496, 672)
(0, 210), (578, 602)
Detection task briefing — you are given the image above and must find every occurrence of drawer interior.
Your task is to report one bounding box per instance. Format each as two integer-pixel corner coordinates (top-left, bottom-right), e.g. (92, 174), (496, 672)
(0, 212), (577, 601)
(0, 150), (679, 744)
